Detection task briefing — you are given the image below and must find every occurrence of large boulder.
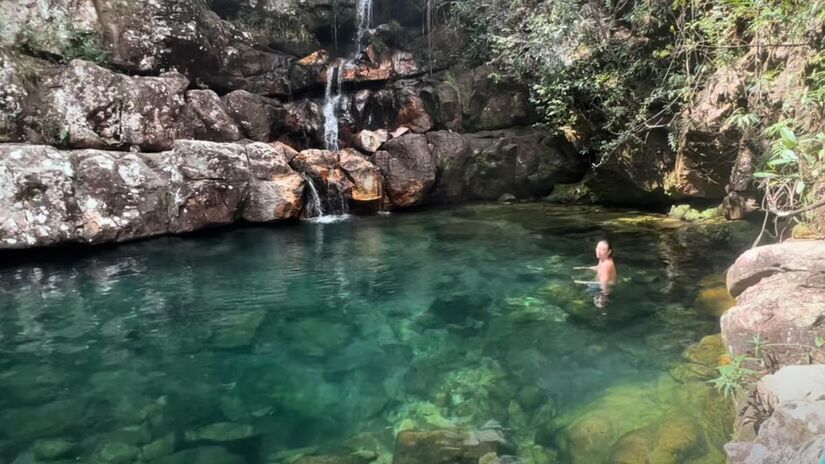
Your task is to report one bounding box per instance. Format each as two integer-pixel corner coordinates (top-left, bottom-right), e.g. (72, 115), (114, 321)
(222, 90), (282, 142)
(722, 241), (825, 365)
(725, 365), (825, 464)
(177, 90), (242, 142)
(33, 59), (189, 150)
(372, 134), (436, 208)
(0, 144), (78, 248)
(426, 130), (473, 203)
(446, 65), (538, 132)
(464, 128), (587, 200)
(585, 128), (674, 207)
(0, 141), (305, 250)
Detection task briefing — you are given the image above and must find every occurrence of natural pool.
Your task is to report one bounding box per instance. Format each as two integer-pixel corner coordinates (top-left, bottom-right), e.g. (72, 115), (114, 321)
(0, 204), (753, 464)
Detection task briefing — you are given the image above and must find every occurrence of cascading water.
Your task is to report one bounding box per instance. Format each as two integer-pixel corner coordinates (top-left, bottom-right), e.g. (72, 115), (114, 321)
(303, 175), (324, 218)
(323, 64), (343, 152)
(355, 0), (373, 55)
(315, 0), (374, 220)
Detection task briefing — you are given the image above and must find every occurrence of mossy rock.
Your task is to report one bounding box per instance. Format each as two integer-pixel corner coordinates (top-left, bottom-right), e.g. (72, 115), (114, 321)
(683, 334), (725, 367)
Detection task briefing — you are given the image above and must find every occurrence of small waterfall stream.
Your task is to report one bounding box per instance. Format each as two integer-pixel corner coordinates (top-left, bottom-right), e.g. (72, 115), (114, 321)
(313, 0), (374, 221)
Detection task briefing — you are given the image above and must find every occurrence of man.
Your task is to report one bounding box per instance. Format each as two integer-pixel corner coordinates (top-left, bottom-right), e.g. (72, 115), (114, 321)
(573, 240), (617, 308)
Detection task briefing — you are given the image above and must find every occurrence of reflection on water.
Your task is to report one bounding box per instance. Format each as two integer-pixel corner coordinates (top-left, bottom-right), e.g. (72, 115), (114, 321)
(0, 204), (753, 463)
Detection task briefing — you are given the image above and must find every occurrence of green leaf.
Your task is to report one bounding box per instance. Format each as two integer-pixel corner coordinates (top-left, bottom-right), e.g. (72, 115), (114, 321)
(780, 126), (798, 146)
(752, 172), (777, 178)
(816, 337), (825, 348)
(795, 181), (806, 195)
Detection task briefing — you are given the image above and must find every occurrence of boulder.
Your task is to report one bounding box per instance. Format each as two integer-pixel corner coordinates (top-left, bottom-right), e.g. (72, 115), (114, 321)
(586, 128), (674, 207)
(352, 129), (389, 153)
(722, 242), (825, 365)
(725, 365), (825, 464)
(372, 134), (436, 208)
(151, 446), (245, 464)
(725, 241), (825, 297)
(222, 90), (282, 142)
(426, 130), (473, 203)
(0, 144), (78, 248)
(177, 90), (241, 142)
(339, 149), (383, 203)
(34, 59), (189, 150)
(447, 65), (537, 132)
(464, 128), (587, 200)
(0, 141), (305, 250)
(392, 428), (507, 464)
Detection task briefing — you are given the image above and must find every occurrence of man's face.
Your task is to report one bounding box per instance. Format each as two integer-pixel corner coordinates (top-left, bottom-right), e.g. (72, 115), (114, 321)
(595, 241), (609, 260)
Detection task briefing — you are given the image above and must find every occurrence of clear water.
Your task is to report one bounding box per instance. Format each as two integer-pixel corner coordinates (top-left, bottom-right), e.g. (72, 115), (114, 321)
(0, 204), (753, 463)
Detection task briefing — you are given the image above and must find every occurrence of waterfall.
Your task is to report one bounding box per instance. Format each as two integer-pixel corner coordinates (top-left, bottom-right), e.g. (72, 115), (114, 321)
(303, 176), (324, 218)
(323, 64), (343, 152)
(355, 0), (373, 55)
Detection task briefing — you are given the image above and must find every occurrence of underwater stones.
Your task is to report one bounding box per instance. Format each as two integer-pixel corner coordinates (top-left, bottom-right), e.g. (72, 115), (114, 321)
(96, 442), (140, 463)
(281, 318), (349, 357)
(0, 364), (68, 405)
(150, 446), (245, 464)
(694, 275), (736, 317)
(36, 59), (189, 150)
(32, 439), (77, 461)
(293, 456), (376, 464)
(0, 399), (88, 439)
(372, 134), (436, 208)
(209, 309), (267, 349)
(516, 385), (545, 411)
(682, 334), (724, 367)
(184, 422), (256, 443)
(141, 433), (177, 461)
(391, 428), (506, 464)
(608, 415), (705, 464)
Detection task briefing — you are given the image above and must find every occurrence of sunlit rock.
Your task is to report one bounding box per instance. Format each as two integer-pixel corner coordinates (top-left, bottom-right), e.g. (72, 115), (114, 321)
(352, 129), (389, 153)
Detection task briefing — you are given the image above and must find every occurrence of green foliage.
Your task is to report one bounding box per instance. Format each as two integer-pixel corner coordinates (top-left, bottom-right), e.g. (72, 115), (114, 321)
(709, 354), (758, 399)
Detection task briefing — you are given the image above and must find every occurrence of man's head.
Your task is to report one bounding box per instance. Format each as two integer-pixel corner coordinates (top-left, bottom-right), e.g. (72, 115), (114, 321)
(595, 240), (613, 260)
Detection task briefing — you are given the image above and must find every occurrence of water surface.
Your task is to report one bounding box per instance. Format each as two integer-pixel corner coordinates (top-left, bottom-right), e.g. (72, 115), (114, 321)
(0, 204), (752, 463)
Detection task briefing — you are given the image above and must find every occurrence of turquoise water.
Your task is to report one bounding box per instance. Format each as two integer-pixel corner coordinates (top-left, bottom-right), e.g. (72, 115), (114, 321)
(0, 204), (752, 463)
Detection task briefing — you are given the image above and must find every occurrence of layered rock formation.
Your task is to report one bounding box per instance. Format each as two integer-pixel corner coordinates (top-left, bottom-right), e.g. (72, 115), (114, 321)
(0, 141), (305, 249)
(721, 241), (825, 463)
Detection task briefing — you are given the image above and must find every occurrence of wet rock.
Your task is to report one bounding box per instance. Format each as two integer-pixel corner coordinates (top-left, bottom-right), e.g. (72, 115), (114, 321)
(141, 433), (177, 461)
(185, 422), (256, 443)
(32, 439), (77, 461)
(97, 442), (140, 463)
(35, 60), (188, 150)
(243, 142), (306, 222)
(150, 446), (245, 464)
(210, 310), (267, 349)
(394, 91), (433, 134)
(694, 275), (736, 317)
(352, 129), (389, 153)
(0, 399), (88, 439)
(222, 90), (282, 142)
(177, 90), (241, 142)
(683, 334), (724, 367)
(392, 428), (507, 464)
(372, 134), (436, 208)
(339, 149), (383, 204)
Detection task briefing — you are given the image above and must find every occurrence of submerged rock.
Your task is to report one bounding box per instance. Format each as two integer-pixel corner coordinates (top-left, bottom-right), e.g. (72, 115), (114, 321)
(210, 310), (267, 349)
(392, 428), (507, 464)
(150, 446), (245, 464)
(184, 422), (256, 443)
(32, 439), (77, 461)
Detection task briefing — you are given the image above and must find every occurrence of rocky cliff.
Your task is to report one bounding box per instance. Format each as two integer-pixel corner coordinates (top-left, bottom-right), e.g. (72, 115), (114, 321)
(0, 0), (596, 249)
(722, 241), (825, 463)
